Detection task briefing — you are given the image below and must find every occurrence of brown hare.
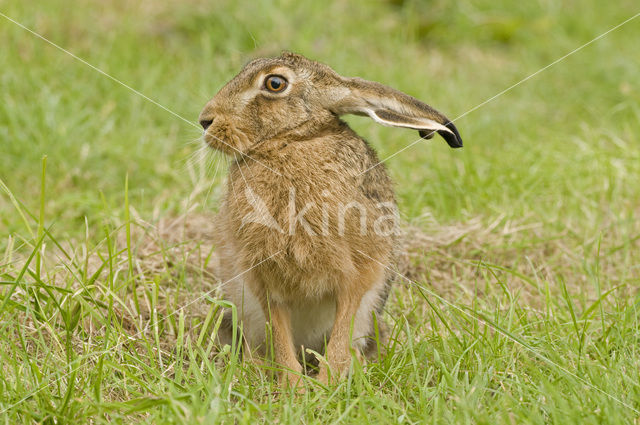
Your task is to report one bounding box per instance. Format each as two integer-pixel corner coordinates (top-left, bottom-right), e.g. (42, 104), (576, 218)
(198, 52), (462, 388)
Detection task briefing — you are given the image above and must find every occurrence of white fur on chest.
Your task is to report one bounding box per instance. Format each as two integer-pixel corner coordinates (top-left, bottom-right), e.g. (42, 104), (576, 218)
(290, 296), (336, 353)
(224, 276), (337, 353)
(223, 276), (385, 355)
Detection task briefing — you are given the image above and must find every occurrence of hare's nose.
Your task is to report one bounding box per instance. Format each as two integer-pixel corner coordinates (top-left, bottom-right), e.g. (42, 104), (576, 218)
(200, 118), (213, 130)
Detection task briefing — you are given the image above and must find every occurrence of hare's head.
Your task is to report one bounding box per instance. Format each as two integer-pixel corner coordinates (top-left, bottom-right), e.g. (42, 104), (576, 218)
(199, 52), (462, 154)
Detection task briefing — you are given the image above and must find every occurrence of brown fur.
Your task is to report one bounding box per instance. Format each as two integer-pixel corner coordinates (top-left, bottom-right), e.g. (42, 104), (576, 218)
(198, 52), (461, 388)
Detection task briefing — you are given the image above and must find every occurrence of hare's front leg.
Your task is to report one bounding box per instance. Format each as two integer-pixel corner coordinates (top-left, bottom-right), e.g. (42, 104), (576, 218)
(317, 293), (361, 384)
(318, 263), (384, 384)
(248, 274), (303, 389)
(267, 303), (303, 388)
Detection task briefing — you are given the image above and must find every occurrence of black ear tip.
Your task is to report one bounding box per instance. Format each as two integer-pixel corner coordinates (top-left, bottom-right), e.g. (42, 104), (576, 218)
(439, 121), (463, 148)
(419, 122), (463, 147)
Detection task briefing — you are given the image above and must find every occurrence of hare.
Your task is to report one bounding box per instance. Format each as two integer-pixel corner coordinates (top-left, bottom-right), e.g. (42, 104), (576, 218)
(198, 52), (462, 388)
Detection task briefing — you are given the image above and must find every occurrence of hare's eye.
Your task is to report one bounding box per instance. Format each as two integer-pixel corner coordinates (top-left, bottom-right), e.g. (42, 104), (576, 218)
(264, 75), (288, 93)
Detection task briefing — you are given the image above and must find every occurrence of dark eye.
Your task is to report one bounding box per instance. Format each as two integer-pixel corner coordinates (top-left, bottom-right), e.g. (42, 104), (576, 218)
(264, 75), (288, 93)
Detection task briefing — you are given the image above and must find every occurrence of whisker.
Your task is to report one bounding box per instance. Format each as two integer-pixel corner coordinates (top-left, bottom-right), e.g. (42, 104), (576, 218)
(226, 154), (240, 209)
(182, 146), (208, 181)
(203, 156), (222, 209)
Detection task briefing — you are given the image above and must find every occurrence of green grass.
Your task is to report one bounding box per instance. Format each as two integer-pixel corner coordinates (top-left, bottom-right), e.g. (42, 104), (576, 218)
(1, 0), (639, 423)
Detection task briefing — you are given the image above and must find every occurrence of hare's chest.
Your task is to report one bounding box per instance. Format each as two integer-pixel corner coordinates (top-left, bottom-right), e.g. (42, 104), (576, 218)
(224, 164), (362, 271)
(227, 168), (355, 235)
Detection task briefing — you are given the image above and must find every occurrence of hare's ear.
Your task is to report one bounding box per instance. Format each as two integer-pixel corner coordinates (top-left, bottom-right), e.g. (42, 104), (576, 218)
(330, 77), (463, 148)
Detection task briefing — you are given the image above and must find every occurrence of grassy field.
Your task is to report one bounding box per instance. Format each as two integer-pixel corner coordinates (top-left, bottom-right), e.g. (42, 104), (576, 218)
(1, 0), (640, 423)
